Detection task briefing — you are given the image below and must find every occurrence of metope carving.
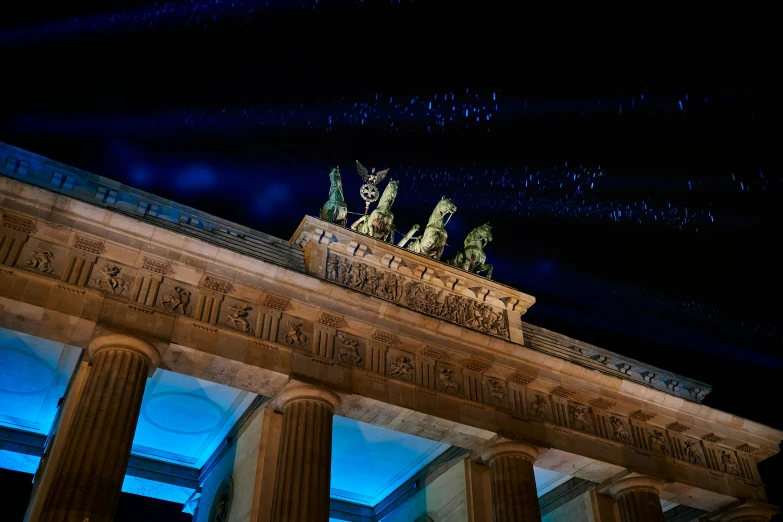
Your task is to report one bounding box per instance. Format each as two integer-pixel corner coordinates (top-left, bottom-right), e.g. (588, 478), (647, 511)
(683, 439), (705, 465)
(610, 416), (632, 444)
(569, 405), (592, 433)
(529, 394), (549, 419)
(486, 379), (507, 404)
(438, 368), (461, 394)
(648, 430), (670, 455)
(387, 356), (414, 381)
(336, 333), (362, 365)
(224, 304), (253, 333)
(26, 250), (56, 275)
(93, 263), (129, 294)
(162, 286), (191, 314)
(718, 450), (740, 475)
(327, 254), (403, 301)
(403, 281), (509, 338)
(284, 321), (308, 347)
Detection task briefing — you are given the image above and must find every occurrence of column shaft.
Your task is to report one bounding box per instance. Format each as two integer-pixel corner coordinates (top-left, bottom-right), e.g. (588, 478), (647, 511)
(39, 347), (150, 522)
(488, 454), (540, 522)
(615, 488), (665, 522)
(270, 396), (335, 522)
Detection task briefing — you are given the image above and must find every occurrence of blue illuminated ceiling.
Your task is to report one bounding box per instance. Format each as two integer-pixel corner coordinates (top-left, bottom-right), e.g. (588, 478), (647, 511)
(131, 369), (257, 469)
(0, 328), (80, 436)
(331, 416), (450, 506)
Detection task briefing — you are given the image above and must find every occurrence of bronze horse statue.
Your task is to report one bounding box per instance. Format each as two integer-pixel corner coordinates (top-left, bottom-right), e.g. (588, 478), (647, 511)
(397, 196), (457, 260)
(320, 166), (348, 226)
(351, 179), (398, 241)
(443, 223), (494, 279)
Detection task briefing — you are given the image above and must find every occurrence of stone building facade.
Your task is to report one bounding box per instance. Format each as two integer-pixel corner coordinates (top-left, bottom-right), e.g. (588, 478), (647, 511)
(0, 141), (780, 522)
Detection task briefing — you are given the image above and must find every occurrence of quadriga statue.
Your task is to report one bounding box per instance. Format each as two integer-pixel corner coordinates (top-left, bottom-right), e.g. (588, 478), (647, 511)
(443, 223), (494, 279)
(351, 179), (398, 241)
(320, 166), (348, 226)
(397, 196), (457, 260)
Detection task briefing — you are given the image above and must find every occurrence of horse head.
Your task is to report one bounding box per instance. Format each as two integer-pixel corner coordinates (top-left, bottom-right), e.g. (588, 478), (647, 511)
(467, 222), (493, 246)
(434, 196), (457, 221)
(378, 179), (398, 210)
(328, 166), (343, 193)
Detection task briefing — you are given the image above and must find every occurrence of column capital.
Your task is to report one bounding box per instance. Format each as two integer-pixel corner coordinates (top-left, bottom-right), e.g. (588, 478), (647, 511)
(481, 440), (540, 464)
(708, 501), (780, 522)
(275, 380), (341, 412)
(88, 333), (161, 368)
(606, 474), (665, 498)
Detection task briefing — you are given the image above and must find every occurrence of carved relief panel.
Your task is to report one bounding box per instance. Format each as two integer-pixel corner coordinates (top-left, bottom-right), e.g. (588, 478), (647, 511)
(435, 363), (463, 396)
(567, 402), (594, 434)
(528, 393), (553, 422)
(484, 377), (508, 408)
(16, 239), (69, 278)
(669, 433), (707, 466)
(334, 331), (364, 366)
(87, 260), (137, 297)
(386, 347), (415, 382)
(705, 444), (742, 476)
(158, 280), (196, 317)
(219, 296), (257, 335)
(277, 313), (312, 349)
(325, 251), (510, 339)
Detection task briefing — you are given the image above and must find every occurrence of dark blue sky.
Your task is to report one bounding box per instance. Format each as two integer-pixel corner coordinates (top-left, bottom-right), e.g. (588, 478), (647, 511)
(1, 0), (781, 507)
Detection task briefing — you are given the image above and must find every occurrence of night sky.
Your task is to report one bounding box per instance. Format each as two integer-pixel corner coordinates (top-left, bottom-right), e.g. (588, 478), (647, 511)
(1, 1), (781, 513)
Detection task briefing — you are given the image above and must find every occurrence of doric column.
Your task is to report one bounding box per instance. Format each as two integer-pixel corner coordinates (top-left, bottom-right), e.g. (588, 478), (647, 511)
(607, 475), (666, 522)
(38, 334), (160, 522)
(270, 381), (341, 522)
(482, 441), (541, 522)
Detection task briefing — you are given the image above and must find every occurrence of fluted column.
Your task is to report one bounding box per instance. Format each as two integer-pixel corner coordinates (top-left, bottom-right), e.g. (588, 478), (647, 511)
(270, 381), (341, 522)
(482, 441), (541, 522)
(38, 334), (160, 522)
(607, 475), (666, 522)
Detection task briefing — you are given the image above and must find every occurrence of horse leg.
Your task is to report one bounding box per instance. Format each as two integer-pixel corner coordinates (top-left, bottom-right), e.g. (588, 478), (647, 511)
(484, 264), (493, 279)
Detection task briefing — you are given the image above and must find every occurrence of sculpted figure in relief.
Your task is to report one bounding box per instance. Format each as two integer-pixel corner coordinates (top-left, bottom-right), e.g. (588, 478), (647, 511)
(569, 406), (592, 432)
(397, 196), (457, 260)
(388, 356), (414, 381)
(530, 395), (548, 418)
(336, 334), (362, 365)
(683, 439), (704, 465)
(487, 379), (507, 403)
(609, 416), (632, 444)
(26, 250), (56, 275)
(648, 430), (669, 454)
(162, 286), (191, 314)
(284, 321), (308, 346)
(439, 368), (461, 394)
(443, 223), (494, 279)
(94, 263), (129, 295)
(224, 304), (252, 333)
(719, 450), (740, 474)
(320, 166), (349, 226)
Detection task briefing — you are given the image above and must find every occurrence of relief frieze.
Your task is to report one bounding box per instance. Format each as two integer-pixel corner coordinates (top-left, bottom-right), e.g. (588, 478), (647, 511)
(326, 252), (510, 339)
